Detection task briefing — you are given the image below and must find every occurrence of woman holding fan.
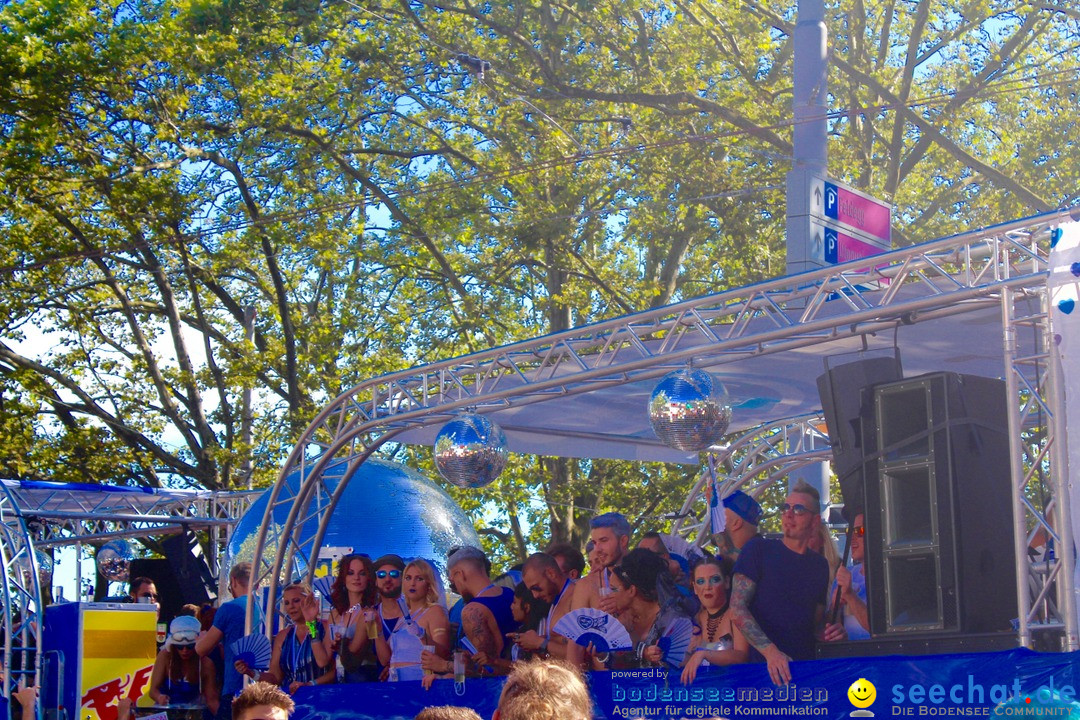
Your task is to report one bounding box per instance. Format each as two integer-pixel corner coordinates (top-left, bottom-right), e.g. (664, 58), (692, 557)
(607, 548), (695, 670)
(680, 554), (749, 685)
(237, 582), (334, 693)
(326, 553), (379, 682)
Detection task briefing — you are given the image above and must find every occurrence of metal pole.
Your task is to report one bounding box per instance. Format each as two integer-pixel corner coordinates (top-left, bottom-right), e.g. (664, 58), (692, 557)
(786, 0), (829, 277)
(792, 0), (828, 176)
(1049, 305), (1078, 649)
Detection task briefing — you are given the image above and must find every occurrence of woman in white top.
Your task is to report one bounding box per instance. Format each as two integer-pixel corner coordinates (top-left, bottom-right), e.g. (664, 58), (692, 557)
(375, 559), (451, 681)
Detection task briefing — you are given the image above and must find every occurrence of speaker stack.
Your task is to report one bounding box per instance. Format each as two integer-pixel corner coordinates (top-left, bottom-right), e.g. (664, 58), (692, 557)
(816, 364), (1018, 657)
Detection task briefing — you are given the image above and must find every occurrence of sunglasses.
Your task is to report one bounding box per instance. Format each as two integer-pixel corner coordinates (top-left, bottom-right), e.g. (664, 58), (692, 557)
(376, 570), (401, 579)
(171, 631), (199, 644)
(781, 503), (814, 517)
(853, 526), (866, 537)
(694, 574), (725, 587)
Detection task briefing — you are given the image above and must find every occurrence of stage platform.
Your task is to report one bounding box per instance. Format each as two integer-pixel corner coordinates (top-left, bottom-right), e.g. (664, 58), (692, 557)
(275, 647), (1079, 719)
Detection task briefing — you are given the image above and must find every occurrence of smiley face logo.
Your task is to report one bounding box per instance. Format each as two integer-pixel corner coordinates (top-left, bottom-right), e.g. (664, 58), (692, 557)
(848, 678), (877, 709)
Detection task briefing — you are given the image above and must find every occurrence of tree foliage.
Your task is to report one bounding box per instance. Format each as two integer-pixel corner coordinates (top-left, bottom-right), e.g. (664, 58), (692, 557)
(0, 0), (1076, 560)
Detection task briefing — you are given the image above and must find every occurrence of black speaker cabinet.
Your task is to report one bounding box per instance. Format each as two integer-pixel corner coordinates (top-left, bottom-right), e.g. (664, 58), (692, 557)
(816, 354), (903, 515)
(862, 372), (1017, 636)
(161, 530), (218, 607)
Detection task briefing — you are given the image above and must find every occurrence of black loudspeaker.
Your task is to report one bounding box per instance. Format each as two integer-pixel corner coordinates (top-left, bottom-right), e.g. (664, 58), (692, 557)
(816, 353), (903, 516)
(862, 372), (1017, 637)
(161, 530), (218, 607)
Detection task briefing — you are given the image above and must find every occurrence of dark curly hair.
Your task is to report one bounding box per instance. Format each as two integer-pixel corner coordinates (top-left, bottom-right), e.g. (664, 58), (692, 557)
(611, 547), (669, 603)
(514, 581), (550, 632)
(330, 553), (377, 611)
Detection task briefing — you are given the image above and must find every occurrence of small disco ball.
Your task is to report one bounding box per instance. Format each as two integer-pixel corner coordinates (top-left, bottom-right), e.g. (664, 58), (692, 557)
(434, 413), (508, 489)
(15, 548), (53, 586)
(648, 368), (732, 451)
(96, 538), (134, 582)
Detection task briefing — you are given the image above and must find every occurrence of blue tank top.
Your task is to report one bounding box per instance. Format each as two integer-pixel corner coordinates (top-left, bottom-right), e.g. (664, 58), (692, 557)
(163, 675), (199, 705)
(463, 587), (516, 657)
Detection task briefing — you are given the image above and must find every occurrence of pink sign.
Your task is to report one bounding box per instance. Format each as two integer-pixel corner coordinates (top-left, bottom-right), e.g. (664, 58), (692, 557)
(824, 181), (891, 243)
(824, 227), (890, 282)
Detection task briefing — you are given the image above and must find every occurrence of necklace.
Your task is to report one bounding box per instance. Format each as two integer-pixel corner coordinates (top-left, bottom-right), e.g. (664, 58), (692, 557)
(705, 606), (727, 642)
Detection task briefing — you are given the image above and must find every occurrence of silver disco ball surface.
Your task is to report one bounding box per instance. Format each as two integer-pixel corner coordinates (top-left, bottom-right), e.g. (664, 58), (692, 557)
(96, 538), (134, 582)
(227, 457), (482, 585)
(648, 367), (732, 451)
(16, 548), (54, 586)
(433, 413), (508, 489)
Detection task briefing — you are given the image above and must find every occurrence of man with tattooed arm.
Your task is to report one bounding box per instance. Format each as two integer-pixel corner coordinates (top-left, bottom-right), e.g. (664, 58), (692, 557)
(730, 480), (846, 686)
(444, 546), (516, 676)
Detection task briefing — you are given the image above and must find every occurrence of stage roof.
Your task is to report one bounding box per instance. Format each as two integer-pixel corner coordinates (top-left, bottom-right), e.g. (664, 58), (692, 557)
(388, 284), (1027, 463)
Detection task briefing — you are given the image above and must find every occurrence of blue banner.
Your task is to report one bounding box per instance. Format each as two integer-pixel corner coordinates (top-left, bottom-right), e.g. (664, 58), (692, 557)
(283, 649), (1080, 720)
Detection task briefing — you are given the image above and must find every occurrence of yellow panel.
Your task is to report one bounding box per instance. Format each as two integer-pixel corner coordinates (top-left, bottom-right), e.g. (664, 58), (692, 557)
(84, 630), (157, 659)
(79, 609), (159, 720)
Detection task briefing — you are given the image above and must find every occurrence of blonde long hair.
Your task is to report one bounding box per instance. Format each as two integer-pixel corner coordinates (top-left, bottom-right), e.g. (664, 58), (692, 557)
(403, 559), (440, 606)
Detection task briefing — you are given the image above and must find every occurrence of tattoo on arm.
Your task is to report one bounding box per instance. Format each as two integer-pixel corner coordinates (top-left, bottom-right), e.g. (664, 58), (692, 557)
(730, 574), (773, 652)
(462, 604), (499, 657)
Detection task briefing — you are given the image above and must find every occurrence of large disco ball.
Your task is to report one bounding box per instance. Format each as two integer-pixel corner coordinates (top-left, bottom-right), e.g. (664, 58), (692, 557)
(433, 413), (508, 489)
(96, 538), (134, 582)
(648, 367), (732, 451)
(227, 457), (482, 584)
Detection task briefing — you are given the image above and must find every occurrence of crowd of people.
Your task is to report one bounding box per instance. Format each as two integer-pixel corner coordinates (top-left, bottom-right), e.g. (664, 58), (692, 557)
(2, 480), (871, 720)
(92, 480), (869, 720)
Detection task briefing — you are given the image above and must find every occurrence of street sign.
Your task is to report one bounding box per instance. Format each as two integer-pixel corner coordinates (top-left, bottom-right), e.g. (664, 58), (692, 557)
(808, 217), (890, 277)
(809, 175), (891, 246)
(823, 225), (884, 264)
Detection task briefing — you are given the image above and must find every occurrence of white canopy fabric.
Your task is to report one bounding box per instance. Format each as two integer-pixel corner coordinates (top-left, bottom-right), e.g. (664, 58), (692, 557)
(391, 283), (1031, 463)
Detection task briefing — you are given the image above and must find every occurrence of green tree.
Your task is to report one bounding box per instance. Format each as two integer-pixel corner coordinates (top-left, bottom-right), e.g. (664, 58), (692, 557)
(0, 0), (1075, 562)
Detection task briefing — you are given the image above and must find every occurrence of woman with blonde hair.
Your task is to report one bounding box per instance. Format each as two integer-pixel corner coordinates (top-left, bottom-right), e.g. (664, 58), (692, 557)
(237, 582), (334, 693)
(375, 558), (451, 682)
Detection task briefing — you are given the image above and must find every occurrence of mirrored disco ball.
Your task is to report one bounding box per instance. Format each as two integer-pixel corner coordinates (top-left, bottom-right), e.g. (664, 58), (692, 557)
(97, 538), (134, 582)
(434, 413), (508, 489)
(648, 368), (732, 451)
(16, 548), (54, 586)
(227, 457), (482, 587)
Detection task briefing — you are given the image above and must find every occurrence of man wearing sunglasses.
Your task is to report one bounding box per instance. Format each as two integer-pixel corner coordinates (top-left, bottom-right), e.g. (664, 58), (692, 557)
(128, 577), (161, 615)
(373, 554), (407, 658)
(730, 480), (842, 687)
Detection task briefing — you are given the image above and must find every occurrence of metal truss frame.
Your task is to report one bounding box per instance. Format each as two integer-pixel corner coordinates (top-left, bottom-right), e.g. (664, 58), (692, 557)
(0, 485), (259, 719)
(249, 208), (1079, 652)
(0, 483), (44, 717)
